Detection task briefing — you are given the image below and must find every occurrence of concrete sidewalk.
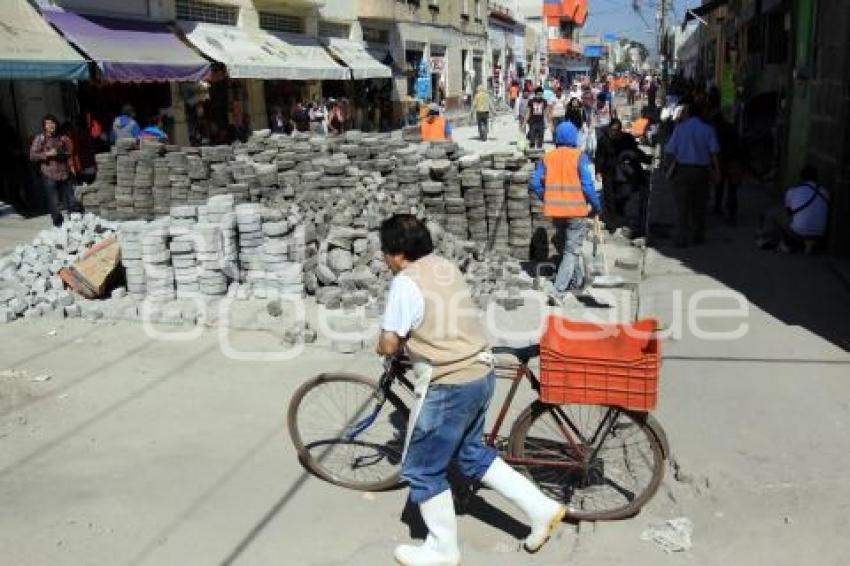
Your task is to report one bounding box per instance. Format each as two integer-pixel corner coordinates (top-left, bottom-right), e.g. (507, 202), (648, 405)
(0, 206), (53, 255)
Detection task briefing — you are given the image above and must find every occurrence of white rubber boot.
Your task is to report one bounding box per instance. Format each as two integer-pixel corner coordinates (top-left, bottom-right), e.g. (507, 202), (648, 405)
(394, 490), (460, 566)
(482, 458), (568, 552)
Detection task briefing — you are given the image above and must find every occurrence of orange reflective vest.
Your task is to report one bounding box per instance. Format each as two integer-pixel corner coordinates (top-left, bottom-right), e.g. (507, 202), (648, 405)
(542, 147), (589, 218)
(421, 116), (448, 141)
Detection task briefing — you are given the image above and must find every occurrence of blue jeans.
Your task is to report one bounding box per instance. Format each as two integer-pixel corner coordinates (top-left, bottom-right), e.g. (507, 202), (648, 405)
(43, 177), (74, 220)
(553, 217), (589, 293)
(402, 372), (498, 504)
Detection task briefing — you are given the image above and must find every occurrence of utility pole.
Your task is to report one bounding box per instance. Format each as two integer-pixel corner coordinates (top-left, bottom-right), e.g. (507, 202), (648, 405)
(657, 0), (669, 78)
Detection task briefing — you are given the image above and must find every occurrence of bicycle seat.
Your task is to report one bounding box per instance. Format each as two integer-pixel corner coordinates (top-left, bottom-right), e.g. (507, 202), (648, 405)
(491, 344), (540, 364)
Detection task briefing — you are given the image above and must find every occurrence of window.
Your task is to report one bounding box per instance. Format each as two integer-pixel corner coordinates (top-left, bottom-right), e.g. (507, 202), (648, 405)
(363, 26), (390, 44)
(259, 12), (305, 34)
(475, 0), (481, 20)
(319, 21), (350, 39)
(175, 0), (238, 25)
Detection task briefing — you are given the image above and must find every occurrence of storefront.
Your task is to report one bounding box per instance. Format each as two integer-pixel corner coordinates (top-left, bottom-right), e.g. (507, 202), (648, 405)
(460, 35), (488, 105)
(42, 7), (210, 145)
(181, 21), (346, 142)
(488, 21), (512, 100)
(430, 44), (447, 104)
(0, 0), (90, 211)
(264, 31), (349, 128)
(323, 37), (393, 131)
(403, 41), (427, 103)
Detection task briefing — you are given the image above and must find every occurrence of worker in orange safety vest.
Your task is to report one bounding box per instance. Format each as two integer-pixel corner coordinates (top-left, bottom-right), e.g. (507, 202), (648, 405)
(420, 103), (453, 142)
(530, 121), (602, 304)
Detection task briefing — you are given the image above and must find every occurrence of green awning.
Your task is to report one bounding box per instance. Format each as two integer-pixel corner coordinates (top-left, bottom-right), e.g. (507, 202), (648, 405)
(0, 0), (89, 80)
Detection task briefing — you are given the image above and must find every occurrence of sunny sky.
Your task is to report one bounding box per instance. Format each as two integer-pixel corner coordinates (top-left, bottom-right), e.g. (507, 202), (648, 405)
(582, 0), (704, 45)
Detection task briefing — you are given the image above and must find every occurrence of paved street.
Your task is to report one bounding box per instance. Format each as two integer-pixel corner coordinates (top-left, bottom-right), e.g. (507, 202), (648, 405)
(4, 0), (850, 561)
(0, 206), (54, 256)
(2, 132), (850, 565)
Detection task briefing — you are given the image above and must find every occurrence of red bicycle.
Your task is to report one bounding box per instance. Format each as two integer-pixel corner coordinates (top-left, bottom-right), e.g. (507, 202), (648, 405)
(288, 343), (668, 521)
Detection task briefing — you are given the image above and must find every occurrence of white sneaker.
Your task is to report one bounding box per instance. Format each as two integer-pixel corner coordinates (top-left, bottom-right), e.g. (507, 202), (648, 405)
(394, 490), (460, 565)
(481, 458), (568, 552)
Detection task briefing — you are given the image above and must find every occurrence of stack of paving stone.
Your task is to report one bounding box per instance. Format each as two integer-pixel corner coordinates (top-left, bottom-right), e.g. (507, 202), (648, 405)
(165, 205), (199, 298)
(395, 144), (423, 192)
(208, 162), (234, 199)
(115, 153), (137, 220)
(0, 213), (115, 321)
(170, 228), (199, 298)
(482, 169), (511, 255)
(253, 206), (304, 299)
(187, 152), (210, 205)
(152, 156), (172, 216)
(431, 159), (468, 239)
(118, 221), (147, 297)
(235, 203), (263, 292)
(142, 223), (175, 300)
(420, 179), (445, 225)
(459, 156), (487, 245)
(163, 150), (189, 210)
(231, 161), (258, 206)
(79, 152), (117, 217)
(197, 195), (236, 296)
(506, 167), (534, 261)
(133, 143), (158, 219)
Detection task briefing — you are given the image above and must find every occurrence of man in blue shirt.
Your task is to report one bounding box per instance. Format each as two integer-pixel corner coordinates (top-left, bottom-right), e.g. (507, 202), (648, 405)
(664, 100), (721, 246)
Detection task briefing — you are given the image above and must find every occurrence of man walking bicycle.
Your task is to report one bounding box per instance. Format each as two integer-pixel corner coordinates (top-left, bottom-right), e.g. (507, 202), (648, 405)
(376, 215), (567, 565)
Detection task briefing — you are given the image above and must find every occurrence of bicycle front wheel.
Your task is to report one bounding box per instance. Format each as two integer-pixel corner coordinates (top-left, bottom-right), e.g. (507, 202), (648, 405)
(509, 401), (664, 521)
(287, 373), (408, 491)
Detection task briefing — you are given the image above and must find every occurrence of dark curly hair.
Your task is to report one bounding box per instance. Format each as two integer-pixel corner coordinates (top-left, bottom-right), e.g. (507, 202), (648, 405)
(380, 214), (434, 261)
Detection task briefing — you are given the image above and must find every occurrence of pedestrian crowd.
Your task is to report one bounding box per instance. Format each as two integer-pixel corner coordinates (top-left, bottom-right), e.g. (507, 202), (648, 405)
(660, 78), (830, 252)
(268, 97), (366, 138)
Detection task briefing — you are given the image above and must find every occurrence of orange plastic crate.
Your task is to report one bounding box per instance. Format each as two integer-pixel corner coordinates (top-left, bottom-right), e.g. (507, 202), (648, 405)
(539, 316), (661, 411)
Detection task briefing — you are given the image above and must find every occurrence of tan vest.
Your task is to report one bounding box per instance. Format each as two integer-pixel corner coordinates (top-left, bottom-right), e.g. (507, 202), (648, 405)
(402, 255), (490, 385)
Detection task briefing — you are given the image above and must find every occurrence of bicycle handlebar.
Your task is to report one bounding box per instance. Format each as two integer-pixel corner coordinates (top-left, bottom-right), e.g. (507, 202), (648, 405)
(491, 344), (540, 364)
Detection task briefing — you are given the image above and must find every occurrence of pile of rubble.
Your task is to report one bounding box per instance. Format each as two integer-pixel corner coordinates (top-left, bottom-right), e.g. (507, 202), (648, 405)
(78, 131), (550, 261)
(0, 213), (117, 321)
(0, 130), (562, 324)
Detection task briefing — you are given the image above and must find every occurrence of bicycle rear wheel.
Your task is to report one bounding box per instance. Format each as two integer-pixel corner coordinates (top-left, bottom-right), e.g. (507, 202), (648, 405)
(287, 373), (408, 491)
(509, 401), (664, 521)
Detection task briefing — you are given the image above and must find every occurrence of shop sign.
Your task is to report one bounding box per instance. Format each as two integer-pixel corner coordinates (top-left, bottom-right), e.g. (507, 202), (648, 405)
(430, 56), (446, 73)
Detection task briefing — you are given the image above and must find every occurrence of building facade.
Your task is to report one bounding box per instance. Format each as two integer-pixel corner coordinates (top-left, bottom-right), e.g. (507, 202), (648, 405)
(680, 0), (850, 255)
(357, 0), (488, 117)
(798, 0), (850, 255)
(538, 0), (587, 81)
